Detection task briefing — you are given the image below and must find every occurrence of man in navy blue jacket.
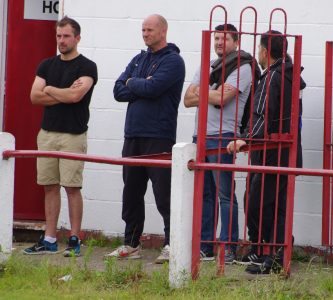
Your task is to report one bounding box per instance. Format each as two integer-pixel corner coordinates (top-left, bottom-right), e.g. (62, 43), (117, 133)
(106, 14), (185, 263)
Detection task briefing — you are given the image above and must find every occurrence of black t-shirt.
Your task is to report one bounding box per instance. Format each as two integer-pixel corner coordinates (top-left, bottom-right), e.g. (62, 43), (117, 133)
(37, 54), (98, 134)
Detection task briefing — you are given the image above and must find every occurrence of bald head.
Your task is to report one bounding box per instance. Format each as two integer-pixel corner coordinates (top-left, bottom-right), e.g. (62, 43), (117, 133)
(144, 14), (168, 30)
(142, 14), (168, 52)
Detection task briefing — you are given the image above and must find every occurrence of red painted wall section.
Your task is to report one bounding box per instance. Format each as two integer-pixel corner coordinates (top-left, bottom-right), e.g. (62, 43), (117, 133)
(4, 0), (57, 219)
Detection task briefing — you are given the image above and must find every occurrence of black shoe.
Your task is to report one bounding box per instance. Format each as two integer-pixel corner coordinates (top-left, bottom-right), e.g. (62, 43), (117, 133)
(23, 235), (58, 255)
(245, 255), (282, 275)
(236, 248), (264, 265)
(63, 235), (81, 257)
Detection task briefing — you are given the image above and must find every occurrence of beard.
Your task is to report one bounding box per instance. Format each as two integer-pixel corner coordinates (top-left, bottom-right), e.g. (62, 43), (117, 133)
(58, 45), (74, 55)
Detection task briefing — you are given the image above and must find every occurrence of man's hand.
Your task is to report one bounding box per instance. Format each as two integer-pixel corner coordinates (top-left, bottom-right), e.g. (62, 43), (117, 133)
(194, 86), (200, 97)
(226, 139), (246, 154)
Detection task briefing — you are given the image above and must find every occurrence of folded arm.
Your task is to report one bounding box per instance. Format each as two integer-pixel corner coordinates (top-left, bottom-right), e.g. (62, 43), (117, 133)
(184, 83), (237, 108)
(31, 76), (94, 106)
(126, 55), (185, 99)
(43, 76), (94, 104)
(30, 76), (60, 106)
(113, 58), (138, 102)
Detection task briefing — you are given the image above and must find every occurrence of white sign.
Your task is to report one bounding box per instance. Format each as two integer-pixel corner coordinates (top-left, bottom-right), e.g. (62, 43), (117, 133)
(24, 0), (59, 21)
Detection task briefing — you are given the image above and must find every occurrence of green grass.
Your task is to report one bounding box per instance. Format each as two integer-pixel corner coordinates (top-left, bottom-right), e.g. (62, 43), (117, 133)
(1, 251), (333, 299)
(84, 235), (123, 248)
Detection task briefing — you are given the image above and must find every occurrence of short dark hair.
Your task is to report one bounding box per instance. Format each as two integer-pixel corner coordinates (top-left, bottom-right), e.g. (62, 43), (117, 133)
(56, 16), (81, 36)
(215, 24), (238, 41)
(260, 30), (288, 60)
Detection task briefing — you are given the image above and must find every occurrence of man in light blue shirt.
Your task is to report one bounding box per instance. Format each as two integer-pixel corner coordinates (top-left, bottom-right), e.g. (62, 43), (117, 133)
(184, 23), (259, 263)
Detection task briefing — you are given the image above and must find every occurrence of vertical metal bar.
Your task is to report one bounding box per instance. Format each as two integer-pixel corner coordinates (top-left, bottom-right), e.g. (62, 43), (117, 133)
(209, 5), (227, 31)
(268, 7), (288, 260)
(191, 30), (211, 279)
(272, 33), (288, 250)
(0, 0), (8, 132)
(217, 243), (225, 276)
(239, 7), (258, 246)
(283, 35), (302, 275)
(208, 5), (228, 275)
(322, 41), (333, 246)
(214, 27), (227, 274)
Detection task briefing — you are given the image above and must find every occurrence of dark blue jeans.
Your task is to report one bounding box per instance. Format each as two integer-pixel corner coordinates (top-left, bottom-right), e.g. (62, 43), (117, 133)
(194, 133), (239, 254)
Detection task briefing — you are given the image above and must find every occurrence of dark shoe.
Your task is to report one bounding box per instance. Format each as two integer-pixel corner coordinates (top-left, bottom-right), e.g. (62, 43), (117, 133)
(224, 250), (236, 265)
(63, 235), (81, 257)
(245, 255), (282, 275)
(200, 250), (215, 261)
(236, 248), (264, 266)
(23, 235), (58, 255)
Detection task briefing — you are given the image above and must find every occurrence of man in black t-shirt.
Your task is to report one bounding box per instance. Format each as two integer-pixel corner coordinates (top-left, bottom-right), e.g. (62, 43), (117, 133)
(23, 16), (98, 257)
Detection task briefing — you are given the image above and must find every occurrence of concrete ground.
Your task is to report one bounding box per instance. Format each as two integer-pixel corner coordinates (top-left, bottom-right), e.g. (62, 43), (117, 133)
(12, 242), (164, 273)
(10, 242), (320, 280)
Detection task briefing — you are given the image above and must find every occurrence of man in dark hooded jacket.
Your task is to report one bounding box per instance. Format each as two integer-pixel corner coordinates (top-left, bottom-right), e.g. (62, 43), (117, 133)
(107, 14), (185, 264)
(227, 30), (306, 274)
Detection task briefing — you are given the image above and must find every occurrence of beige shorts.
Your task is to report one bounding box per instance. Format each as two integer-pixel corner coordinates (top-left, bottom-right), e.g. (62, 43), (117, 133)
(37, 129), (87, 187)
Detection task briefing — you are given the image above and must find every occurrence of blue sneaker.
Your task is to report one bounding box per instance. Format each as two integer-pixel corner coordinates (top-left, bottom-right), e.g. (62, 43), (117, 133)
(63, 235), (81, 257)
(23, 236), (58, 255)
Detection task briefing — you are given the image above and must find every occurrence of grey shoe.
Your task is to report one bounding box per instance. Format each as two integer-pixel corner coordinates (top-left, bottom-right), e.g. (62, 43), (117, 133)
(224, 250), (236, 265)
(200, 250), (215, 261)
(155, 245), (170, 264)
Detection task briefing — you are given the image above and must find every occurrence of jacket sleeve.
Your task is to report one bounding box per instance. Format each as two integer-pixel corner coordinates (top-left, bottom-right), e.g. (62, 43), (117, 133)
(249, 71), (281, 139)
(126, 54), (185, 99)
(113, 56), (139, 103)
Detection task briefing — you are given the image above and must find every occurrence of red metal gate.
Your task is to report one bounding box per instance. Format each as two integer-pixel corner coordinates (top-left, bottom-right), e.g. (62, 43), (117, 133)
(3, 0), (57, 219)
(190, 5), (302, 277)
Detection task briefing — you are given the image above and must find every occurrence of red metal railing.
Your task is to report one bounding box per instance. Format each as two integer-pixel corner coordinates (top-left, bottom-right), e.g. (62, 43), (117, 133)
(2, 150), (171, 168)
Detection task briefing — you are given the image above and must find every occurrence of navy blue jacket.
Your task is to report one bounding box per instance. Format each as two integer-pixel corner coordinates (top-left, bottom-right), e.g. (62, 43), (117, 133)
(113, 43), (185, 142)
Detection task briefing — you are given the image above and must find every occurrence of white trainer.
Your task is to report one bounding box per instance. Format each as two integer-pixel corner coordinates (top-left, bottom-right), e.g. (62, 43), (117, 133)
(155, 245), (170, 264)
(104, 245), (141, 259)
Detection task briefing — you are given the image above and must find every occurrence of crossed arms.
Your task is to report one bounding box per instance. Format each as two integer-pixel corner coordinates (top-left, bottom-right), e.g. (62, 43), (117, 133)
(30, 76), (94, 106)
(184, 83), (237, 108)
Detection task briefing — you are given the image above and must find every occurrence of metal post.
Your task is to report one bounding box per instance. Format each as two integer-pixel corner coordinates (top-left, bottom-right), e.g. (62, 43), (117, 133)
(0, 132), (15, 262)
(283, 35), (302, 275)
(191, 30), (211, 279)
(169, 143), (196, 288)
(322, 41), (333, 246)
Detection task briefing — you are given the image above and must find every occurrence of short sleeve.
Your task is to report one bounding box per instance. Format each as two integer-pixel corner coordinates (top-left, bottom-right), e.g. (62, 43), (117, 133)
(191, 67), (201, 85)
(78, 59), (98, 85)
(36, 58), (50, 79)
(225, 64), (252, 93)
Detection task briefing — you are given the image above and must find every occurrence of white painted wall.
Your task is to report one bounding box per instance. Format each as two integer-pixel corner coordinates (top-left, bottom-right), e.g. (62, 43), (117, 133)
(58, 0), (332, 246)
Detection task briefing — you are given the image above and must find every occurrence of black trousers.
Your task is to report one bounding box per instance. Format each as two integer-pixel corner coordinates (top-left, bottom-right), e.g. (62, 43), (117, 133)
(122, 137), (173, 248)
(246, 172), (288, 252)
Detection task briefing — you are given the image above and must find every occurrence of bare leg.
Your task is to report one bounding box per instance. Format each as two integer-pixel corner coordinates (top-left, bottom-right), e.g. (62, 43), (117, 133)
(65, 187), (83, 237)
(44, 184), (61, 238)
